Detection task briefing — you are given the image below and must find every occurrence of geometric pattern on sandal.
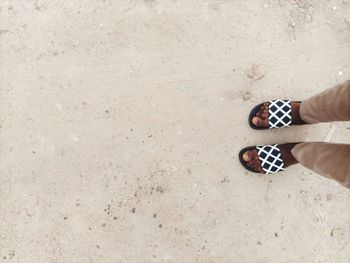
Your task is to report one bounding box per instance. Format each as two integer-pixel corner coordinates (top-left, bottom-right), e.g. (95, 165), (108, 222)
(256, 144), (285, 174)
(268, 100), (292, 129)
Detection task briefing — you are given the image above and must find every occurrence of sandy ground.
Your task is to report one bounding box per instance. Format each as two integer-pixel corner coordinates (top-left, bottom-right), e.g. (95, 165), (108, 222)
(1, 0), (350, 262)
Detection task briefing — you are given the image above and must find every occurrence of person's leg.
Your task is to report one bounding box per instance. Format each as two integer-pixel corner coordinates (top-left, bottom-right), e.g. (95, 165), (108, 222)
(291, 142), (350, 188)
(243, 80), (350, 181)
(300, 80), (350, 123)
(251, 80), (350, 128)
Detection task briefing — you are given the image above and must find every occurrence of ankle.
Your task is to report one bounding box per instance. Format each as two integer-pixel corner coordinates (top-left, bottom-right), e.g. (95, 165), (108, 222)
(292, 102), (307, 125)
(280, 142), (300, 167)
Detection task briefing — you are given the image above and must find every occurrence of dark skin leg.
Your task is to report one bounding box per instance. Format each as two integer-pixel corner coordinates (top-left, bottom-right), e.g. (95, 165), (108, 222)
(242, 143), (300, 173)
(252, 102), (307, 128)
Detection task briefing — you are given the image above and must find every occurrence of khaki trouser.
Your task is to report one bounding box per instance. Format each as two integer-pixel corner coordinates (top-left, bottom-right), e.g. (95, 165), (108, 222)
(291, 80), (350, 188)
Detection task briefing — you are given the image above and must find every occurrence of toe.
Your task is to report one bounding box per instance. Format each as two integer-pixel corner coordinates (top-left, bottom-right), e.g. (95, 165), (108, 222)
(247, 153), (263, 173)
(242, 150), (254, 161)
(248, 160), (255, 168)
(256, 164), (263, 173)
(252, 116), (269, 128)
(247, 161), (254, 168)
(252, 116), (259, 126)
(261, 112), (268, 119)
(242, 149), (264, 173)
(251, 158), (263, 173)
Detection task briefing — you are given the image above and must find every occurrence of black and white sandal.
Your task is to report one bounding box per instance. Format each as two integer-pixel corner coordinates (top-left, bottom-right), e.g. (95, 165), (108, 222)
(239, 144), (285, 174)
(249, 100), (294, 130)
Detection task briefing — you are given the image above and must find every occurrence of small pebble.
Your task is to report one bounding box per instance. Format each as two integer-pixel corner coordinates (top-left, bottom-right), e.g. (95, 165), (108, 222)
(305, 14), (312, 22)
(243, 91), (252, 101)
(246, 64), (266, 81)
(338, 71), (343, 76)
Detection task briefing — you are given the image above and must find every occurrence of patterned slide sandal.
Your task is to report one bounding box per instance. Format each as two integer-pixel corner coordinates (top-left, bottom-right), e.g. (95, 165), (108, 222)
(239, 144), (285, 174)
(249, 100), (295, 130)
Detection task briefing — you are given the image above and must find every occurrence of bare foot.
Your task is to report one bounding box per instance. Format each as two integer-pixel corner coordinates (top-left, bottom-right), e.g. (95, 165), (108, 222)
(242, 143), (299, 173)
(252, 102), (306, 128)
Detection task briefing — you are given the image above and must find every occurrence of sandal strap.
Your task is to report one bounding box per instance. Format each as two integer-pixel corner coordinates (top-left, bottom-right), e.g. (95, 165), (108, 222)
(268, 100), (292, 129)
(256, 144), (285, 174)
